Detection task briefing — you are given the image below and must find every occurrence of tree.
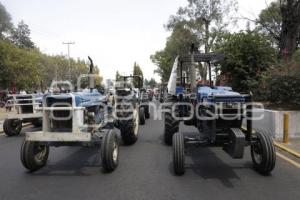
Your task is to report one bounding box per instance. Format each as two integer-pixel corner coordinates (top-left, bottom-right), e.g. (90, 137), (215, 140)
(279, 0), (300, 60)
(216, 31), (277, 92)
(167, 0), (238, 77)
(152, 0), (238, 82)
(0, 39), (40, 90)
(151, 24), (199, 82)
(133, 62), (143, 88)
(0, 2), (13, 38)
(148, 78), (157, 88)
(256, 1), (282, 46)
(115, 70), (121, 81)
(10, 20), (35, 48)
(144, 78), (149, 87)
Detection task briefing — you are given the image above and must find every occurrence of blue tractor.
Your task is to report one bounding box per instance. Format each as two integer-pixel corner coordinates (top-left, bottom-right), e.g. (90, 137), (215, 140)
(21, 57), (119, 172)
(164, 45), (276, 175)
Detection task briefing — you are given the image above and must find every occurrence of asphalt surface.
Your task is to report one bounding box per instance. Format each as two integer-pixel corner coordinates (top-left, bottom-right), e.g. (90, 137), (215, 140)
(0, 102), (299, 200)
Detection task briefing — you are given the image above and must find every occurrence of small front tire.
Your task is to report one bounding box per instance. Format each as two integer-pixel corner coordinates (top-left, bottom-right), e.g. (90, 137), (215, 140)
(20, 140), (49, 172)
(101, 130), (119, 172)
(251, 130), (276, 175)
(173, 132), (185, 175)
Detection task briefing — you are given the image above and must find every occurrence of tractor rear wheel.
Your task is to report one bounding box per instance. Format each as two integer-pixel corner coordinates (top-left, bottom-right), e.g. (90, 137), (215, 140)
(20, 140), (49, 172)
(101, 130), (119, 172)
(164, 111), (179, 145)
(119, 108), (139, 145)
(173, 132), (185, 175)
(164, 94), (179, 145)
(3, 119), (22, 136)
(251, 130), (276, 175)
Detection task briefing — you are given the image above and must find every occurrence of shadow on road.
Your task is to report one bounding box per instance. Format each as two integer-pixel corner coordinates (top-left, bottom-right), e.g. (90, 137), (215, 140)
(31, 147), (102, 177)
(187, 146), (251, 188)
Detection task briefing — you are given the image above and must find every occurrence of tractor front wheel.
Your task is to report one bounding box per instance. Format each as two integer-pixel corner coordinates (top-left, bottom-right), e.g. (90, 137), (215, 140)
(101, 130), (119, 172)
(173, 132), (185, 175)
(251, 130), (276, 175)
(20, 140), (49, 172)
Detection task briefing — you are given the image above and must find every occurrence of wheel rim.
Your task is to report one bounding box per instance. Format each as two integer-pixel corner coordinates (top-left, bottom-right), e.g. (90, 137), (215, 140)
(112, 141), (118, 164)
(252, 142), (263, 164)
(33, 143), (48, 162)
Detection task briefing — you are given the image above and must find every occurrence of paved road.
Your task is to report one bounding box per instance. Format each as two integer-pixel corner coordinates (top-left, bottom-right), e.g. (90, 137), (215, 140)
(0, 103), (299, 200)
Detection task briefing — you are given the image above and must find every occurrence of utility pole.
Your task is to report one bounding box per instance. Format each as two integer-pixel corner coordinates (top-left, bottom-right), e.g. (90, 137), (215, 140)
(62, 41), (75, 82)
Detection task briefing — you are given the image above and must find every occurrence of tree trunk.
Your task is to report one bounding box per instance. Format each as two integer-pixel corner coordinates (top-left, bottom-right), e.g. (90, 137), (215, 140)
(279, 0), (300, 60)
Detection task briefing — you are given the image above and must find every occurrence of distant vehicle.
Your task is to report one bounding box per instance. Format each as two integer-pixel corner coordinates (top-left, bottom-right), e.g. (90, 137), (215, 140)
(3, 93), (43, 136)
(140, 88), (150, 119)
(114, 75), (146, 145)
(147, 89), (153, 101)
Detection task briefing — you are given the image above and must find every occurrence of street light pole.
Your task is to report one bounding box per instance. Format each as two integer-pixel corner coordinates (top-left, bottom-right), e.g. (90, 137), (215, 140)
(62, 41), (75, 82)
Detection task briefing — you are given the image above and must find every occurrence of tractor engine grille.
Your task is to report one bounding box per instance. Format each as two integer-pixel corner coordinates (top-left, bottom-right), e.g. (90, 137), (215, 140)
(16, 95), (33, 114)
(46, 97), (72, 132)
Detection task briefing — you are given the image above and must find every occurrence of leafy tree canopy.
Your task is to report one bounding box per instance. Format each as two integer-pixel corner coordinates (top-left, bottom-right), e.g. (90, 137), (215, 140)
(10, 20), (35, 48)
(133, 62), (143, 88)
(216, 31), (277, 92)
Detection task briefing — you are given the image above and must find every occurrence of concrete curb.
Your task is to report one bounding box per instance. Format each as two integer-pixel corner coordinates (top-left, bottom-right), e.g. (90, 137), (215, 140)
(274, 141), (300, 158)
(276, 152), (300, 168)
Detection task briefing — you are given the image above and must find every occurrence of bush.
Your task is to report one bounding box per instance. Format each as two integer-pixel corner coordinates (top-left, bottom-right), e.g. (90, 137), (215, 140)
(265, 75), (300, 106)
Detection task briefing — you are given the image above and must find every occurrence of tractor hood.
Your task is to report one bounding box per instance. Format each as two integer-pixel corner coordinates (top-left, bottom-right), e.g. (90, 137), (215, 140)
(44, 89), (106, 107)
(74, 89), (106, 107)
(197, 86), (245, 103)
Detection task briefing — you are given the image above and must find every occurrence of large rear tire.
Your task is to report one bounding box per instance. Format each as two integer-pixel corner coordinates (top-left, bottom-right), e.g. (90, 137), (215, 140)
(251, 130), (276, 175)
(101, 130), (119, 172)
(20, 140), (49, 172)
(173, 132), (185, 175)
(164, 95), (179, 145)
(164, 112), (179, 145)
(119, 108), (139, 145)
(164, 94), (179, 145)
(3, 119), (22, 136)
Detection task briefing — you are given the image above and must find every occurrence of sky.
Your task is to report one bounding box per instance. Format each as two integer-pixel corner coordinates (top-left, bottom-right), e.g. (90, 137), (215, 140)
(2, 0), (275, 82)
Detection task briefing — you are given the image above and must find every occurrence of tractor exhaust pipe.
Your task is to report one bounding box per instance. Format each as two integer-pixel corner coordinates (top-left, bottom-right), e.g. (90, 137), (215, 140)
(88, 56), (95, 93)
